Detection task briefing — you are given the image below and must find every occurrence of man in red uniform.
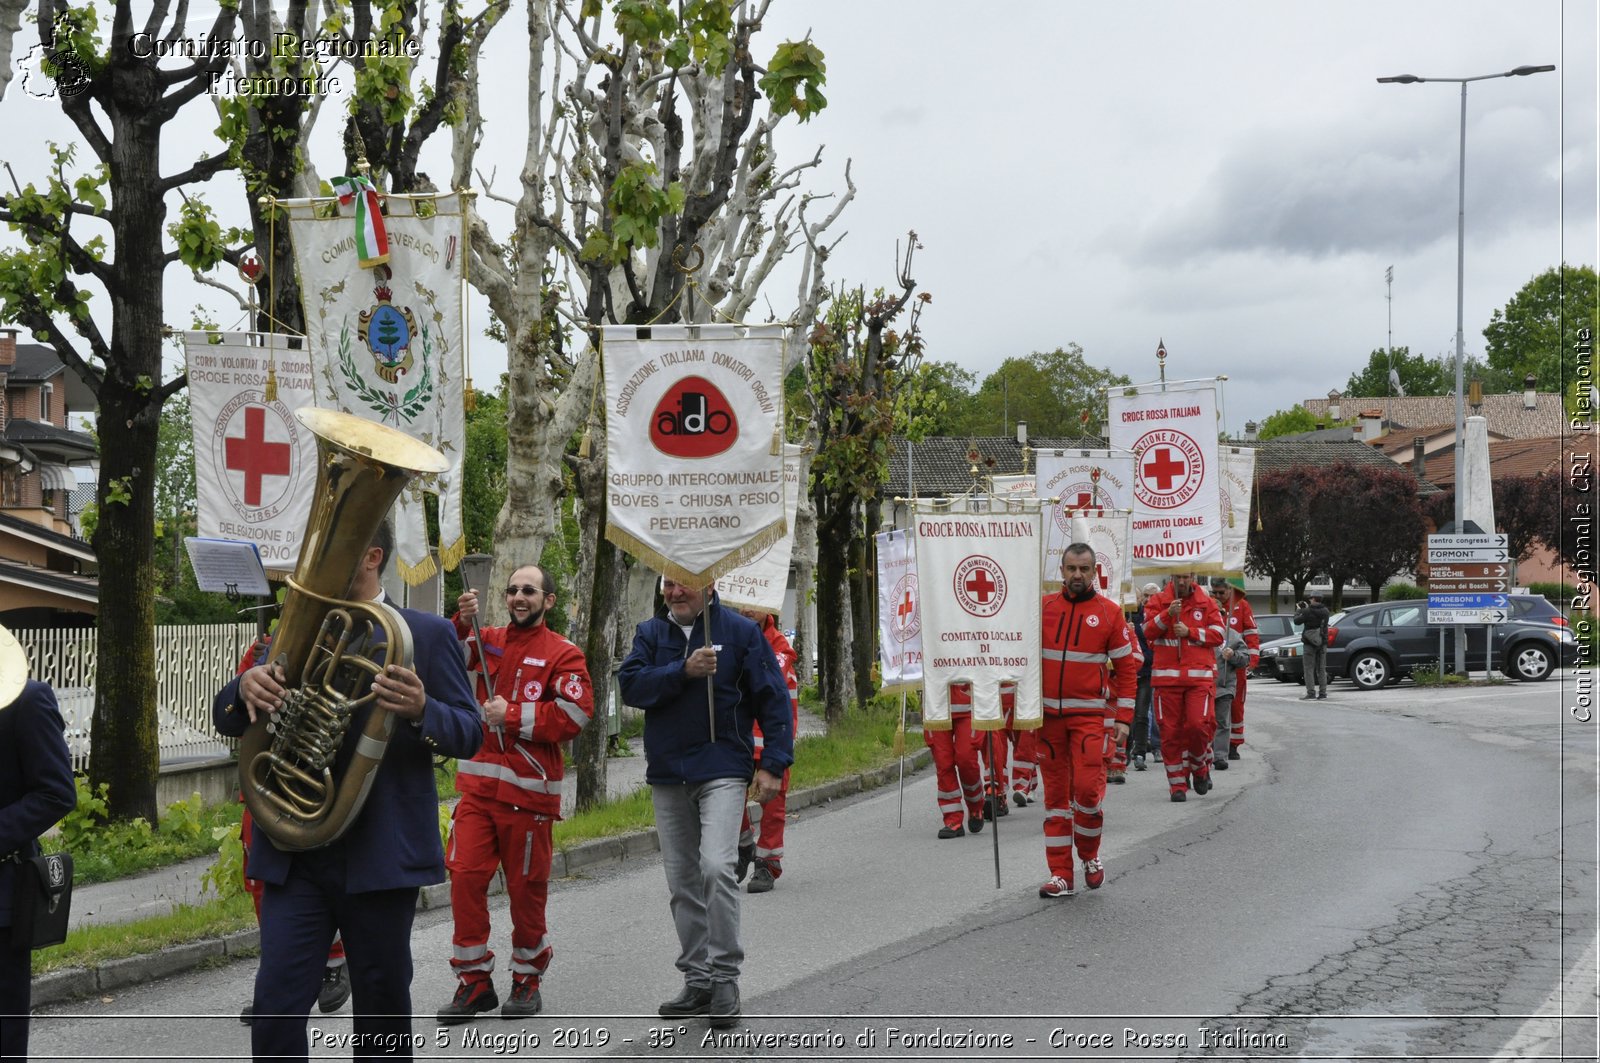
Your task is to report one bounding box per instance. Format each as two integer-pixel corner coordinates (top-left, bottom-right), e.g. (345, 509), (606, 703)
(736, 609), (799, 893)
(926, 683), (986, 838)
(1037, 543), (1137, 898)
(1217, 577), (1259, 759)
(437, 565), (594, 1023)
(1142, 572), (1226, 802)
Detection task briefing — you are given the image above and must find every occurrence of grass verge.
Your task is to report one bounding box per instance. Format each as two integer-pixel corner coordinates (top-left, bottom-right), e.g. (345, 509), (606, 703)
(38, 695), (913, 980)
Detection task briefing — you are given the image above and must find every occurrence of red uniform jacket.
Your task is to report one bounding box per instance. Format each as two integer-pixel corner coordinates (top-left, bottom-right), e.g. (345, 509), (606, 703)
(1041, 589), (1137, 729)
(1142, 583), (1226, 688)
(753, 616), (799, 761)
(452, 616), (595, 819)
(1225, 594), (1261, 667)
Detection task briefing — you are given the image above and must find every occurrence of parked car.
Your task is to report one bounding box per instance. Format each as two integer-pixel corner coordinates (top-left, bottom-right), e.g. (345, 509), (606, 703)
(1254, 595), (1577, 690)
(1249, 614), (1298, 678)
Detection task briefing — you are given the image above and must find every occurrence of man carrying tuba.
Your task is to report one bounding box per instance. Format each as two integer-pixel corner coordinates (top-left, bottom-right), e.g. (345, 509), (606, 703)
(214, 518), (482, 1062)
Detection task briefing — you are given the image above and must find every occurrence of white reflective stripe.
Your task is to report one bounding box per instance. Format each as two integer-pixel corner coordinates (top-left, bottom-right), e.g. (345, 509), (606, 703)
(1071, 801), (1103, 816)
(457, 760), (562, 795)
(1241, 627), (1259, 637)
(1044, 836), (1075, 848)
(1103, 717), (1116, 728)
(1044, 648), (1109, 663)
(1151, 668), (1184, 677)
(1153, 639), (1181, 647)
(1074, 824), (1103, 838)
(936, 788), (961, 800)
(1044, 809), (1071, 820)
(755, 845), (783, 859)
(1108, 644), (1132, 659)
(1208, 625), (1226, 637)
(1044, 697), (1108, 710)
(1186, 669), (1214, 678)
(556, 698), (588, 728)
(522, 831), (533, 877)
(515, 708), (537, 740)
(512, 938), (550, 961)
(961, 782), (983, 796)
(937, 799), (961, 812)
(453, 944), (489, 961)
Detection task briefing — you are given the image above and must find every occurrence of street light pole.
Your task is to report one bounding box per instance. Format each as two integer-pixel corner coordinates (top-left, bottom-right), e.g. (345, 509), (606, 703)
(1377, 63), (1554, 673)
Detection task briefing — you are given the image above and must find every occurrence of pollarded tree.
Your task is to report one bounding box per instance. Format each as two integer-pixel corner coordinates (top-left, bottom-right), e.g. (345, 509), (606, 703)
(798, 245), (928, 721)
(1246, 467), (1319, 610)
(456, 0), (842, 806)
(0, 2), (245, 821)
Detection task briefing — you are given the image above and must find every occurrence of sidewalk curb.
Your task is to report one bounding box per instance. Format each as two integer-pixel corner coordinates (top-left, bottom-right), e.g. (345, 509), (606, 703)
(33, 750), (933, 1007)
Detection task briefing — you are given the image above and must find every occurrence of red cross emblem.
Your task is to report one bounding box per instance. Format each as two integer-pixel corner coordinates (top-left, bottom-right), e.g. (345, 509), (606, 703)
(215, 395), (301, 521)
(890, 574), (921, 641)
(224, 407), (292, 507)
(1142, 448), (1185, 490)
(1132, 429), (1205, 510)
(953, 555), (1007, 618)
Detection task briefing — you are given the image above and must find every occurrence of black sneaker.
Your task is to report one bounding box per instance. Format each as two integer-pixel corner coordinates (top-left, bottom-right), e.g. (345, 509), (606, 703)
(735, 842), (755, 883)
(318, 963), (350, 1013)
(502, 979), (542, 1019)
(1227, 748), (1241, 761)
(1193, 772), (1211, 796)
(437, 980), (499, 1025)
(936, 825), (965, 839)
(1170, 790), (1186, 802)
(659, 984), (713, 1018)
(1214, 758), (1229, 771)
(1317, 692), (1327, 699)
(968, 813), (984, 834)
(747, 863), (776, 894)
(1012, 790), (1028, 808)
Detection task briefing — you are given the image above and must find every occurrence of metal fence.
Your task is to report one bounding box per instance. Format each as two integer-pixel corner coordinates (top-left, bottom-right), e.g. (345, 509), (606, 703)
(14, 622), (253, 773)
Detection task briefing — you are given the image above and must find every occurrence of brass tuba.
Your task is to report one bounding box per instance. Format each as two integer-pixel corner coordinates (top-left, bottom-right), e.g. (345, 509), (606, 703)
(238, 407), (449, 851)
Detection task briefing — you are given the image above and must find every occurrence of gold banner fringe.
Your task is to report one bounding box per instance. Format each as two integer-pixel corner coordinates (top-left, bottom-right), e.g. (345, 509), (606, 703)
(604, 517), (786, 588)
(972, 717), (1007, 732)
(922, 717), (953, 732)
(397, 552), (438, 587)
(437, 535), (467, 573)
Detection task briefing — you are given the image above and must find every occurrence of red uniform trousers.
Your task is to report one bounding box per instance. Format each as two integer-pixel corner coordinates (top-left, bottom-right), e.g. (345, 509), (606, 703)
(738, 768), (791, 876)
(446, 794), (555, 988)
(1037, 714), (1109, 880)
(1008, 727), (1039, 798)
(240, 807), (345, 966)
(1230, 671), (1249, 748)
(1153, 685), (1215, 795)
(924, 712), (984, 829)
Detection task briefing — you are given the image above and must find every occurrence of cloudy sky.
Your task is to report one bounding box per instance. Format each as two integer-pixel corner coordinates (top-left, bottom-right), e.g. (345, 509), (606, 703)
(3, 1), (1595, 436)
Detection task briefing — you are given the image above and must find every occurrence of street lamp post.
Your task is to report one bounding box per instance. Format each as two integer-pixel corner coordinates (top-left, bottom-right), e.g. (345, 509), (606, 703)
(1377, 63), (1554, 673)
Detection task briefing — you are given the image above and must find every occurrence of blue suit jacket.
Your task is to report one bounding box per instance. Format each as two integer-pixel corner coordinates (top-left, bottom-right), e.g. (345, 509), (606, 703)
(214, 605), (482, 893)
(0, 680), (77, 927)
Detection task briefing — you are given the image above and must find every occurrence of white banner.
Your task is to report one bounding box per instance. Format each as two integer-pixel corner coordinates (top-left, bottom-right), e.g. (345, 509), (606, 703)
(1044, 509), (1133, 605)
(714, 444), (803, 614)
(1035, 449), (1134, 589)
(1108, 382), (1223, 575)
(875, 528), (924, 693)
(1220, 446), (1257, 579)
(988, 473), (1036, 498)
(184, 331), (319, 574)
(287, 191), (467, 585)
(914, 505), (1042, 732)
(602, 323), (787, 584)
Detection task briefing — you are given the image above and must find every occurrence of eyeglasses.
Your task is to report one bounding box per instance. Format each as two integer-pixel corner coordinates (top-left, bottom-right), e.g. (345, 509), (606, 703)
(505, 584), (546, 597)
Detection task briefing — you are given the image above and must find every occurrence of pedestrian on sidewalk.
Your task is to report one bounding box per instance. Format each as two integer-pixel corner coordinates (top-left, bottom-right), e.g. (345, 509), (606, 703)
(1143, 571), (1225, 801)
(1036, 544), (1136, 898)
(1295, 596), (1331, 700)
(734, 608), (799, 895)
(436, 564), (595, 1024)
(214, 519), (482, 1063)
(619, 579), (793, 1031)
(1, 658), (76, 1062)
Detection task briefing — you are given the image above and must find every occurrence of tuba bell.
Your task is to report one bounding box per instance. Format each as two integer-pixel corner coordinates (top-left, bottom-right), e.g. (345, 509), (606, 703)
(238, 407), (449, 851)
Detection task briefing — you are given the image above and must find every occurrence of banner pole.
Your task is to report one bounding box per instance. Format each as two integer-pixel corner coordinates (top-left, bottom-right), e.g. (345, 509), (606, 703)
(987, 730), (1001, 890)
(897, 689), (907, 828)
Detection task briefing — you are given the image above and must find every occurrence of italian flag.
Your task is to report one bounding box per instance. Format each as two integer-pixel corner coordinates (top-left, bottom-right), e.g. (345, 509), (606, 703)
(330, 175), (389, 268)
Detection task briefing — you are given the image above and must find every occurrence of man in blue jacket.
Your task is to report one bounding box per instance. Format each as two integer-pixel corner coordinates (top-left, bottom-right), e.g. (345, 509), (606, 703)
(1, 671), (77, 1059)
(619, 577), (793, 1031)
(214, 520), (482, 1062)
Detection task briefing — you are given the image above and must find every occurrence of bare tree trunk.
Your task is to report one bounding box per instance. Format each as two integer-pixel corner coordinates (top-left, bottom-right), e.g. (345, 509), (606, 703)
(849, 522), (874, 708)
(791, 480), (817, 687)
(568, 432), (622, 812)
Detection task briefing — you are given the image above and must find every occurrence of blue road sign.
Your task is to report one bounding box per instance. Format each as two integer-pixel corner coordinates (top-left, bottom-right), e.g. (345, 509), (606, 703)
(1426, 593), (1509, 608)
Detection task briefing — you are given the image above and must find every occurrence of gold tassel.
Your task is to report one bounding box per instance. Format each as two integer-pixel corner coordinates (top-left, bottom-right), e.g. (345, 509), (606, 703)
(264, 357), (278, 402)
(771, 426), (782, 456)
(893, 719), (906, 756)
(464, 376), (476, 413)
(577, 428), (592, 459)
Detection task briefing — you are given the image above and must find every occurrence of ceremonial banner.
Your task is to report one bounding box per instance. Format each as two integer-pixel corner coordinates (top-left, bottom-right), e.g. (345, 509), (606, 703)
(1043, 509), (1132, 605)
(602, 323), (786, 584)
(914, 505), (1043, 732)
(714, 444), (804, 614)
(287, 190), (467, 584)
(988, 473), (1036, 498)
(184, 331), (319, 573)
(875, 528), (924, 693)
(1108, 382), (1223, 575)
(1035, 448), (1134, 584)
(1220, 446), (1257, 579)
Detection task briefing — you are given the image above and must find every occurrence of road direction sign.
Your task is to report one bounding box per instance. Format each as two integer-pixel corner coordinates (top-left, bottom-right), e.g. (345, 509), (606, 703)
(1427, 608), (1507, 624)
(1429, 562), (1509, 580)
(1428, 579), (1513, 594)
(1428, 533), (1508, 550)
(1427, 547), (1509, 564)
(1427, 592), (1509, 608)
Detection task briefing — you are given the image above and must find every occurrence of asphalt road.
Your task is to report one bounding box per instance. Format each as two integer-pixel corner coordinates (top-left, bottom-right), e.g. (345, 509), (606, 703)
(29, 675), (1599, 1061)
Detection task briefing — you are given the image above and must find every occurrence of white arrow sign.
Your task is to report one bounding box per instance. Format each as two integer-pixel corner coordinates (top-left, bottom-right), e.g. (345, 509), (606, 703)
(1429, 533), (1508, 549)
(1427, 548), (1510, 564)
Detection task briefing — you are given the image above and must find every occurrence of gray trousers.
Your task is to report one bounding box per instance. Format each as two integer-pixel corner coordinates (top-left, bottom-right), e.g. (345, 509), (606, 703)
(1303, 644), (1328, 695)
(1211, 695), (1234, 762)
(652, 778), (748, 988)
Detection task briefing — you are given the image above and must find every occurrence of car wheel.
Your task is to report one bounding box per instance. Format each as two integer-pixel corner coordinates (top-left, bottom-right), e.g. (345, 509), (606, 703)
(1349, 651), (1391, 691)
(1508, 642), (1554, 682)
